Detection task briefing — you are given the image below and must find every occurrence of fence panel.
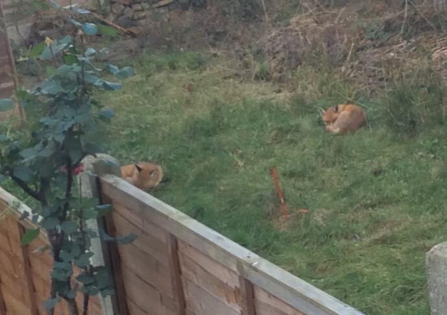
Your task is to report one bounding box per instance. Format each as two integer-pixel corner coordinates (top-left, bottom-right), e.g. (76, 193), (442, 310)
(0, 188), (103, 315)
(96, 156), (364, 315)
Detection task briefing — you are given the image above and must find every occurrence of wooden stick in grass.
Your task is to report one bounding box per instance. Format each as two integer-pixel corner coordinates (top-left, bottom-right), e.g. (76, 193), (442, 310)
(270, 167), (289, 219)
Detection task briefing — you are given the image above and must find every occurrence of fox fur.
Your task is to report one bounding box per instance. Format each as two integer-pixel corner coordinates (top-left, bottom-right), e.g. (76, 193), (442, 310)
(320, 104), (367, 135)
(121, 162), (163, 191)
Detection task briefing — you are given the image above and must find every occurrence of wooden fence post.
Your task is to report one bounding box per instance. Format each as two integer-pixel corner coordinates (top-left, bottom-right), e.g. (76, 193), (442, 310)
(166, 233), (186, 315)
(79, 154), (128, 315)
(239, 277), (256, 315)
(426, 242), (447, 315)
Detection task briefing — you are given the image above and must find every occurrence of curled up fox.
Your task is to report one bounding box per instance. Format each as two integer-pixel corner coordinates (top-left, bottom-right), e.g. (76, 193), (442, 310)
(121, 162), (163, 191)
(320, 103), (367, 135)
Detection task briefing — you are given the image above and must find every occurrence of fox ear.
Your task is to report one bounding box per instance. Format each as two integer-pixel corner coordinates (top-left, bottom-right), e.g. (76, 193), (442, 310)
(135, 164), (143, 172)
(150, 169), (158, 179)
(333, 105), (338, 112)
(319, 108), (326, 116)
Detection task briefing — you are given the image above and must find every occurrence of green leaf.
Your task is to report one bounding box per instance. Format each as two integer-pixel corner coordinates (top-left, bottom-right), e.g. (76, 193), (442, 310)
(106, 64), (119, 74)
(77, 274), (95, 284)
(96, 204), (112, 218)
(41, 216), (59, 230)
(51, 268), (69, 281)
(29, 42), (45, 58)
(85, 48), (97, 56)
(116, 67), (135, 80)
(61, 221), (77, 234)
(99, 108), (114, 120)
(68, 18), (82, 27)
(101, 81), (122, 91)
(40, 79), (64, 95)
(106, 65), (135, 80)
(116, 233), (137, 244)
(19, 147), (36, 159)
(21, 228), (40, 246)
(54, 261), (72, 271)
(0, 99), (13, 111)
(95, 271), (112, 289)
(87, 287), (100, 296)
(43, 297), (61, 310)
(82, 23), (98, 36)
(46, 66), (57, 76)
(98, 24), (119, 37)
(59, 36), (73, 45)
(75, 252), (94, 267)
(40, 36), (72, 60)
(60, 250), (75, 262)
(64, 54), (77, 65)
(13, 166), (34, 181)
(76, 8), (91, 14)
(66, 289), (77, 299)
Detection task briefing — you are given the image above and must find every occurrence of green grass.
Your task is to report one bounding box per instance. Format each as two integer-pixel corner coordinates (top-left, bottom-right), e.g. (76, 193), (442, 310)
(98, 51), (447, 314)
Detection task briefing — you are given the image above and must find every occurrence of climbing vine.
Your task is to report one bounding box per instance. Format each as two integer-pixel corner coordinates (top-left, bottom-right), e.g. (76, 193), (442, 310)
(0, 2), (134, 314)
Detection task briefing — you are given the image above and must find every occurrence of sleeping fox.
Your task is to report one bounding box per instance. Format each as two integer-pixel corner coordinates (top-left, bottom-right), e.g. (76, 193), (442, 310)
(121, 162), (163, 191)
(320, 103), (367, 135)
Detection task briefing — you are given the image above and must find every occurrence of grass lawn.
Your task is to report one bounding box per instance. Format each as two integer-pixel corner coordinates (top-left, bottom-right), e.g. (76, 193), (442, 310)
(99, 51), (447, 315)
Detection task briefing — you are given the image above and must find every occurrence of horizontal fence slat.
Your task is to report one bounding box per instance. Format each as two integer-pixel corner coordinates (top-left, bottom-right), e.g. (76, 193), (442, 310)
(113, 208), (169, 266)
(182, 277), (241, 315)
(118, 241), (174, 298)
(100, 175), (364, 315)
(179, 249), (241, 311)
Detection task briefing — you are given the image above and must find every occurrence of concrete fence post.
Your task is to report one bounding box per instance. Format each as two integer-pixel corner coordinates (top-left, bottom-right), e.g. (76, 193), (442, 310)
(79, 154), (122, 315)
(426, 242), (447, 315)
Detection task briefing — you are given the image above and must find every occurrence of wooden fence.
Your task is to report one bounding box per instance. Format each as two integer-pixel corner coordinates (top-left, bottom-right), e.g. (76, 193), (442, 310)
(0, 155), (364, 315)
(0, 189), (103, 315)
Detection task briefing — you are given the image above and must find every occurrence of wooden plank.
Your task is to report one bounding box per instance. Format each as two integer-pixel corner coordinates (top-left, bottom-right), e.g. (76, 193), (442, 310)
(239, 277), (256, 315)
(0, 275), (6, 315)
(0, 271), (29, 302)
(182, 277), (240, 315)
(113, 209), (169, 266)
(3, 290), (33, 315)
(255, 299), (290, 315)
(127, 299), (149, 315)
(166, 233), (187, 315)
(102, 197), (130, 315)
(118, 241), (173, 298)
(113, 201), (167, 242)
(0, 246), (21, 276)
(100, 175), (364, 315)
(121, 267), (176, 315)
(17, 223), (39, 315)
(178, 240), (239, 288)
(179, 251), (240, 311)
(254, 287), (304, 315)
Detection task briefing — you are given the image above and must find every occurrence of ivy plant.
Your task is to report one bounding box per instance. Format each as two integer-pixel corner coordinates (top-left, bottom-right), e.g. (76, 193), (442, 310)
(0, 3), (134, 315)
